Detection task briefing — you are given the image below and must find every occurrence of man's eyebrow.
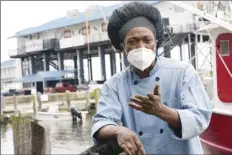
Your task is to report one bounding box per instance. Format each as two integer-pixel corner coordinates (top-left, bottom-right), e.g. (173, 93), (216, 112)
(127, 35), (154, 40)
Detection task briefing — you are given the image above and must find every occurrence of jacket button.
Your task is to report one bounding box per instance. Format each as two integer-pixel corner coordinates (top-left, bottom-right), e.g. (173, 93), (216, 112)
(138, 131), (143, 136)
(160, 129), (163, 134)
(134, 80), (138, 85)
(155, 77), (160, 81)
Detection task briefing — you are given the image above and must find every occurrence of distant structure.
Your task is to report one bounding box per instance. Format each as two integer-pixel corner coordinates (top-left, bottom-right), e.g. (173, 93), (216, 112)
(7, 1), (211, 92)
(1, 59), (23, 90)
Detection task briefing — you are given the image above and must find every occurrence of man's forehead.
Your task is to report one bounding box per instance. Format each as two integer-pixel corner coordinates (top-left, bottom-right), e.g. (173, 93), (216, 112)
(125, 27), (155, 39)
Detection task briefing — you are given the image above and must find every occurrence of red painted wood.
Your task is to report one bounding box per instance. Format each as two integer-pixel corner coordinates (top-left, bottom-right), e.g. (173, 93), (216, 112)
(216, 33), (232, 103)
(200, 112), (232, 154)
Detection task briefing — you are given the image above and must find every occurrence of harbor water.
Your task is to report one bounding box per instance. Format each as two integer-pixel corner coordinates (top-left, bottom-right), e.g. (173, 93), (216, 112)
(1, 114), (94, 154)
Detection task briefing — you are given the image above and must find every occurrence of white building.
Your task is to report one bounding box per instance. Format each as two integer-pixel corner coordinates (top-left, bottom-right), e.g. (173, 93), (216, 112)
(1, 59), (23, 90)
(6, 1), (214, 87)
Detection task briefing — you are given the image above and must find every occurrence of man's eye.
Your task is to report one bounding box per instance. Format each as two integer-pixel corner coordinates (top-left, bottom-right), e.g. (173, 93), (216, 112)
(144, 39), (152, 43)
(128, 40), (136, 45)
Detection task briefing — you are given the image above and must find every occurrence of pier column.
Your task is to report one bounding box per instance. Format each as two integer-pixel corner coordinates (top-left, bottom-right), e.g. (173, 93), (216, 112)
(57, 51), (64, 70)
(110, 51), (116, 75)
(43, 53), (49, 71)
(77, 49), (85, 84)
(179, 43), (183, 61)
(89, 55), (93, 81)
(190, 34), (197, 69)
(73, 56), (78, 85)
(28, 55), (35, 74)
(164, 45), (171, 58)
(98, 46), (106, 81)
(21, 58), (25, 76)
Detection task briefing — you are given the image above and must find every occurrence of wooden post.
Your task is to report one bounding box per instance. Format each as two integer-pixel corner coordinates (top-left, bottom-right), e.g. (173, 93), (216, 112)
(37, 92), (42, 111)
(32, 95), (37, 118)
(12, 116), (32, 155)
(94, 88), (100, 110)
(85, 89), (90, 110)
(12, 116), (51, 154)
(1, 95), (5, 115)
(66, 91), (70, 110)
(13, 95), (18, 110)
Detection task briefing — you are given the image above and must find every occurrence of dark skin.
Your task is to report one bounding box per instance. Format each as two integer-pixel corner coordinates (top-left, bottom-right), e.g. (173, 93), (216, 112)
(96, 27), (181, 155)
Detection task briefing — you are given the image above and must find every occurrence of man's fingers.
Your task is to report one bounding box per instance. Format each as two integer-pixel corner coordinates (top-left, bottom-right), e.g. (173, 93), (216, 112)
(129, 103), (144, 111)
(133, 136), (146, 155)
(125, 143), (136, 155)
(128, 140), (138, 155)
(120, 144), (132, 155)
(147, 92), (156, 101)
(154, 84), (160, 96)
(130, 97), (143, 105)
(134, 94), (149, 102)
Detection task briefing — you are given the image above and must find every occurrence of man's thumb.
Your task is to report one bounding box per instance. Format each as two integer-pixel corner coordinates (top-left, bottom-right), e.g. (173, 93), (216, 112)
(153, 84), (160, 96)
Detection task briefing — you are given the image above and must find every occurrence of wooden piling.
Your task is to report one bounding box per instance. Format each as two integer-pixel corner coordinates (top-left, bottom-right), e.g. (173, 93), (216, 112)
(85, 89), (90, 110)
(1, 95), (5, 115)
(66, 91), (71, 110)
(32, 95), (37, 119)
(92, 88), (100, 110)
(12, 116), (51, 155)
(37, 92), (42, 111)
(13, 95), (18, 110)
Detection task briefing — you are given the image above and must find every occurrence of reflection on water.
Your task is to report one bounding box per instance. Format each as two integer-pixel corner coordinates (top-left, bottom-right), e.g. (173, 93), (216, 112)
(1, 123), (14, 154)
(1, 114), (94, 154)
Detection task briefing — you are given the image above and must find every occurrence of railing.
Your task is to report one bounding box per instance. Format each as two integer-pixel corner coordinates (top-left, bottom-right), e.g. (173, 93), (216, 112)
(59, 36), (85, 49)
(25, 39), (43, 53)
(8, 47), (26, 57)
(84, 32), (109, 44)
(56, 32), (109, 49)
(8, 49), (18, 57)
(181, 1), (232, 23)
(164, 21), (213, 35)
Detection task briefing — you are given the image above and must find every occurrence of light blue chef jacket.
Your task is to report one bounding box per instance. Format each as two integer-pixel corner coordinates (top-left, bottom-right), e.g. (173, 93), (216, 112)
(91, 56), (213, 154)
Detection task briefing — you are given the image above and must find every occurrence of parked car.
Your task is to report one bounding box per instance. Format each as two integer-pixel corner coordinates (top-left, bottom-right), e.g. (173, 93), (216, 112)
(2, 89), (23, 96)
(44, 82), (77, 93)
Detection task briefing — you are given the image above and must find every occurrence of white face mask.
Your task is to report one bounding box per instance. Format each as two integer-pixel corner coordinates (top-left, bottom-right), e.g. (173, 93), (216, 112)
(127, 48), (156, 71)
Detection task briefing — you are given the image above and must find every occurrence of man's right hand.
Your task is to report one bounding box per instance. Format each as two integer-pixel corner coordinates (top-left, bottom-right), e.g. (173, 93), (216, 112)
(114, 126), (146, 155)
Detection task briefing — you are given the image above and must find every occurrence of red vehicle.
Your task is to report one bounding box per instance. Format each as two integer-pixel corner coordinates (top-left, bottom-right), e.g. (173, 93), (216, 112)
(54, 82), (77, 93)
(44, 82), (77, 93)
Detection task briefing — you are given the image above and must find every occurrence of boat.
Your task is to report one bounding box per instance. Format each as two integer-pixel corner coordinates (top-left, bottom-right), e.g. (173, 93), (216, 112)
(168, 1), (232, 154)
(196, 23), (232, 155)
(35, 105), (88, 121)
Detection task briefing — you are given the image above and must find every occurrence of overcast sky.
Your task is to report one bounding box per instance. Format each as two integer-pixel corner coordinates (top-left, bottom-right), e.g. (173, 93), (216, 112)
(1, 1), (121, 62)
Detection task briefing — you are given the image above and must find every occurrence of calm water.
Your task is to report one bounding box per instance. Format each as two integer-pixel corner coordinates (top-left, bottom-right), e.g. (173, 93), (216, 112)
(1, 113), (211, 154)
(1, 114), (94, 154)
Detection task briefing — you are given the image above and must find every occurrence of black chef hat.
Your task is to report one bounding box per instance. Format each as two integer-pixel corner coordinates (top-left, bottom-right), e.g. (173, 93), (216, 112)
(107, 2), (164, 50)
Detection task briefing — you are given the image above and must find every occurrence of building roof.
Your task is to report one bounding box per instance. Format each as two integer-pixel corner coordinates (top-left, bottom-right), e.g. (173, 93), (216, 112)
(8, 1), (160, 39)
(15, 70), (75, 83)
(1, 59), (16, 69)
(38, 70), (74, 81)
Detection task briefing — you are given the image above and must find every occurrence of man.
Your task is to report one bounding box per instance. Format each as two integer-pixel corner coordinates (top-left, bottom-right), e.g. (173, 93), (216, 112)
(91, 2), (213, 155)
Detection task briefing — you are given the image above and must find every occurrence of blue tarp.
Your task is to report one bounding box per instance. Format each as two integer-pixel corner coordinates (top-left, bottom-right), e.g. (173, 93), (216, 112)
(38, 70), (74, 81)
(1, 59), (16, 68)
(14, 70), (75, 83)
(14, 74), (41, 83)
